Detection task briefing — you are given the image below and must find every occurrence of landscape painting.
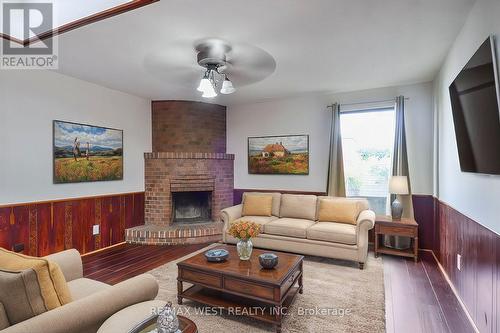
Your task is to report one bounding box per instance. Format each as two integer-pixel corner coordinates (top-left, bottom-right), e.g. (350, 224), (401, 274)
(53, 120), (123, 183)
(248, 135), (309, 174)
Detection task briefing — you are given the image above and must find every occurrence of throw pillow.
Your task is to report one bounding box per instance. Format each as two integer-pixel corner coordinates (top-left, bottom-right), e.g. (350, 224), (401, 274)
(0, 269), (48, 325)
(0, 248), (72, 310)
(318, 198), (364, 225)
(242, 192), (281, 216)
(242, 195), (273, 216)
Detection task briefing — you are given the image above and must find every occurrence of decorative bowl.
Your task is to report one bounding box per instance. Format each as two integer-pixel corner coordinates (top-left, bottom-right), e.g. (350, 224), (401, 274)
(259, 253), (278, 269)
(204, 248), (229, 262)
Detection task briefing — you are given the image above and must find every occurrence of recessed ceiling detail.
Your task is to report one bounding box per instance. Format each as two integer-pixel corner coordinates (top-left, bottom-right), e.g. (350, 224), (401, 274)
(0, 0), (157, 46)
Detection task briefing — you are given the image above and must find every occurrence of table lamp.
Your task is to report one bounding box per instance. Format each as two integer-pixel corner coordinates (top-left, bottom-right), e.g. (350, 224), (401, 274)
(389, 176), (409, 220)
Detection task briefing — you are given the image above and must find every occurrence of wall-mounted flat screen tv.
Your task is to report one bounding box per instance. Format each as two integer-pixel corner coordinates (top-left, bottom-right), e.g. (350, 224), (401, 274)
(449, 36), (500, 175)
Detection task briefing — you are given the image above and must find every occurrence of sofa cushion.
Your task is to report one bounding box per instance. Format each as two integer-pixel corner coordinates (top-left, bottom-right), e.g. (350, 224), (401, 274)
(317, 197), (368, 225)
(67, 278), (111, 301)
(242, 195), (273, 217)
(232, 216), (278, 229)
(307, 222), (357, 245)
(0, 268), (48, 325)
(279, 194), (317, 220)
(243, 192), (281, 216)
(0, 302), (9, 329)
(264, 218), (316, 238)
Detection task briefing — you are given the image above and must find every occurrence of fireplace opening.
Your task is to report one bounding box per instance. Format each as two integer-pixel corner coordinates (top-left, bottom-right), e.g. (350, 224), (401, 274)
(172, 191), (212, 224)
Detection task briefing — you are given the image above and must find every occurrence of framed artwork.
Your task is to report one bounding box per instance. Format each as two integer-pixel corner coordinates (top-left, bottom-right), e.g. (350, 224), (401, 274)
(248, 135), (309, 175)
(53, 120), (123, 183)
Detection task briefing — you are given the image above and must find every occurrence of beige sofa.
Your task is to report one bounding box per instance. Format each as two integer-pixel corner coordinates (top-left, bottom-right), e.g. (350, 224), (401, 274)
(221, 193), (375, 269)
(1, 249), (159, 333)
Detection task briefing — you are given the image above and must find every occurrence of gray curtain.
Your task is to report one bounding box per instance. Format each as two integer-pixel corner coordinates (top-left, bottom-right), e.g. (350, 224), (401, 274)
(392, 96), (414, 218)
(386, 96), (413, 249)
(327, 103), (346, 197)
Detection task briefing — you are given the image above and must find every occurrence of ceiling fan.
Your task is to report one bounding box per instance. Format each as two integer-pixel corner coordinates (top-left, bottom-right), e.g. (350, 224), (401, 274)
(145, 38), (276, 99)
(195, 39), (236, 98)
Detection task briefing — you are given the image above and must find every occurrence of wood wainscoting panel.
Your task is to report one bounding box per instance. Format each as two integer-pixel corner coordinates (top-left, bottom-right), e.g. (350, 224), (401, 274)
(0, 192), (145, 256)
(435, 199), (498, 333)
(412, 195), (436, 250)
(11, 206), (30, 255)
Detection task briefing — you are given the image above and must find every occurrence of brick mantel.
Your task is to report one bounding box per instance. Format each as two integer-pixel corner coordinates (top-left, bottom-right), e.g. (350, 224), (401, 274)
(144, 154), (233, 227)
(144, 152), (234, 160)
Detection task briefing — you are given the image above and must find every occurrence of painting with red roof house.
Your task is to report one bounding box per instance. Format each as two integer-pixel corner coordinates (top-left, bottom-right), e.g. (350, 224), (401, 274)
(248, 135), (309, 174)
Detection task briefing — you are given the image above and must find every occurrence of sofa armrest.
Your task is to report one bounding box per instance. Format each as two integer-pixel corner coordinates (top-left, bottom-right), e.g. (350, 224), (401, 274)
(44, 249), (83, 282)
(220, 204), (243, 229)
(355, 210), (375, 264)
(356, 210), (375, 233)
(0, 302), (9, 330)
(2, 274), (159, 333)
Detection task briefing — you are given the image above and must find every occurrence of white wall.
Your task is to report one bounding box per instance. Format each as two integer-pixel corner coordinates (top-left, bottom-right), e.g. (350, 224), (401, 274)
(227, 95), (331, 192)
(227, 82), (434, 194)
(0, 70), (151, 205)
(434, 0), (500, 234)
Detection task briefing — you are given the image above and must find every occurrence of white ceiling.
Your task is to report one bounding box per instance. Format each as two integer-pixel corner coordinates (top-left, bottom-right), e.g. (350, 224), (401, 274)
(53, 0), (476, 105)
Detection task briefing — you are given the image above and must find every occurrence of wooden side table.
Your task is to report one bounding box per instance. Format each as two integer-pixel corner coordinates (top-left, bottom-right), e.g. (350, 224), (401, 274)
(374, 215), (418, 262)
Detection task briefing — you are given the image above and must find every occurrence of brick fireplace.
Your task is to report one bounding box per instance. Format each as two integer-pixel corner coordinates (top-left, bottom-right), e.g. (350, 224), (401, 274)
(126, 101), (234, 245)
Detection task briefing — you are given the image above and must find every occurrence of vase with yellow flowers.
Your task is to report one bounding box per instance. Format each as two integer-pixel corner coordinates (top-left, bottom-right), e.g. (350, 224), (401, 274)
(228, 221), (260, 260)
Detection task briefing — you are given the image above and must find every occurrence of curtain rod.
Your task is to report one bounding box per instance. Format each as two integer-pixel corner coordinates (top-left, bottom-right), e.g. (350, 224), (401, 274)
(327, 97), (410, 110)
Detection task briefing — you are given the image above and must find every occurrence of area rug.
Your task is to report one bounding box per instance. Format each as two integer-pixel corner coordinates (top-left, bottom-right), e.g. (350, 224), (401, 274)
(148, 244), (385, 333)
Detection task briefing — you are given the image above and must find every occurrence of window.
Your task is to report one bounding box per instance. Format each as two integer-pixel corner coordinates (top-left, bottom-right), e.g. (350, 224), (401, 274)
(340, 108), (396, 214)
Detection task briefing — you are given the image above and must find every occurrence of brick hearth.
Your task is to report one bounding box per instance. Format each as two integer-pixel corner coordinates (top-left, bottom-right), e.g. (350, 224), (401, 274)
(126, 222), (223, 245)
(126, 101), (234, 245)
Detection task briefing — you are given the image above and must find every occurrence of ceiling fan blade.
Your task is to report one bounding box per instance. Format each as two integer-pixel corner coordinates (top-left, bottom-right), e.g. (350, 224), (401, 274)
(143, 39), (205, 88)
(225, 42), (276, 86)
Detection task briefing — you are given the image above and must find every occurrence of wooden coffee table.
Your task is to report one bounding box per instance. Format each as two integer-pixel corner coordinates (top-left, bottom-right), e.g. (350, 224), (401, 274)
(177, 245), (304, 333)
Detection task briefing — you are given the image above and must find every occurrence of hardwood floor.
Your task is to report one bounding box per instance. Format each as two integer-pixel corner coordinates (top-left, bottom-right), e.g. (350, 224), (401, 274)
(384, 250), (476, 333)
(82, 243), (209, 285)
(82, 244), (475, 333)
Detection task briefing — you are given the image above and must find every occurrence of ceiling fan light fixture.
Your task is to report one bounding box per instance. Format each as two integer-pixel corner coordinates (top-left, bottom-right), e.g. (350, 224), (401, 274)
(197, 71), (211, 92)
(201, 83), (217, 98)
(220, 76), (235, 94)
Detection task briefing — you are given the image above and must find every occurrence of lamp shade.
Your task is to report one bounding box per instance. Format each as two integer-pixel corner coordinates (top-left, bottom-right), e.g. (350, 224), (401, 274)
(220, 78), (235, 94)
(389, 176), (409, 195)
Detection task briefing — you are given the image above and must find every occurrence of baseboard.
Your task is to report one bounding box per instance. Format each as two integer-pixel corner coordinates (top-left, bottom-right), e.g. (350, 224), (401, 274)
(81, 242), (126, 257)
